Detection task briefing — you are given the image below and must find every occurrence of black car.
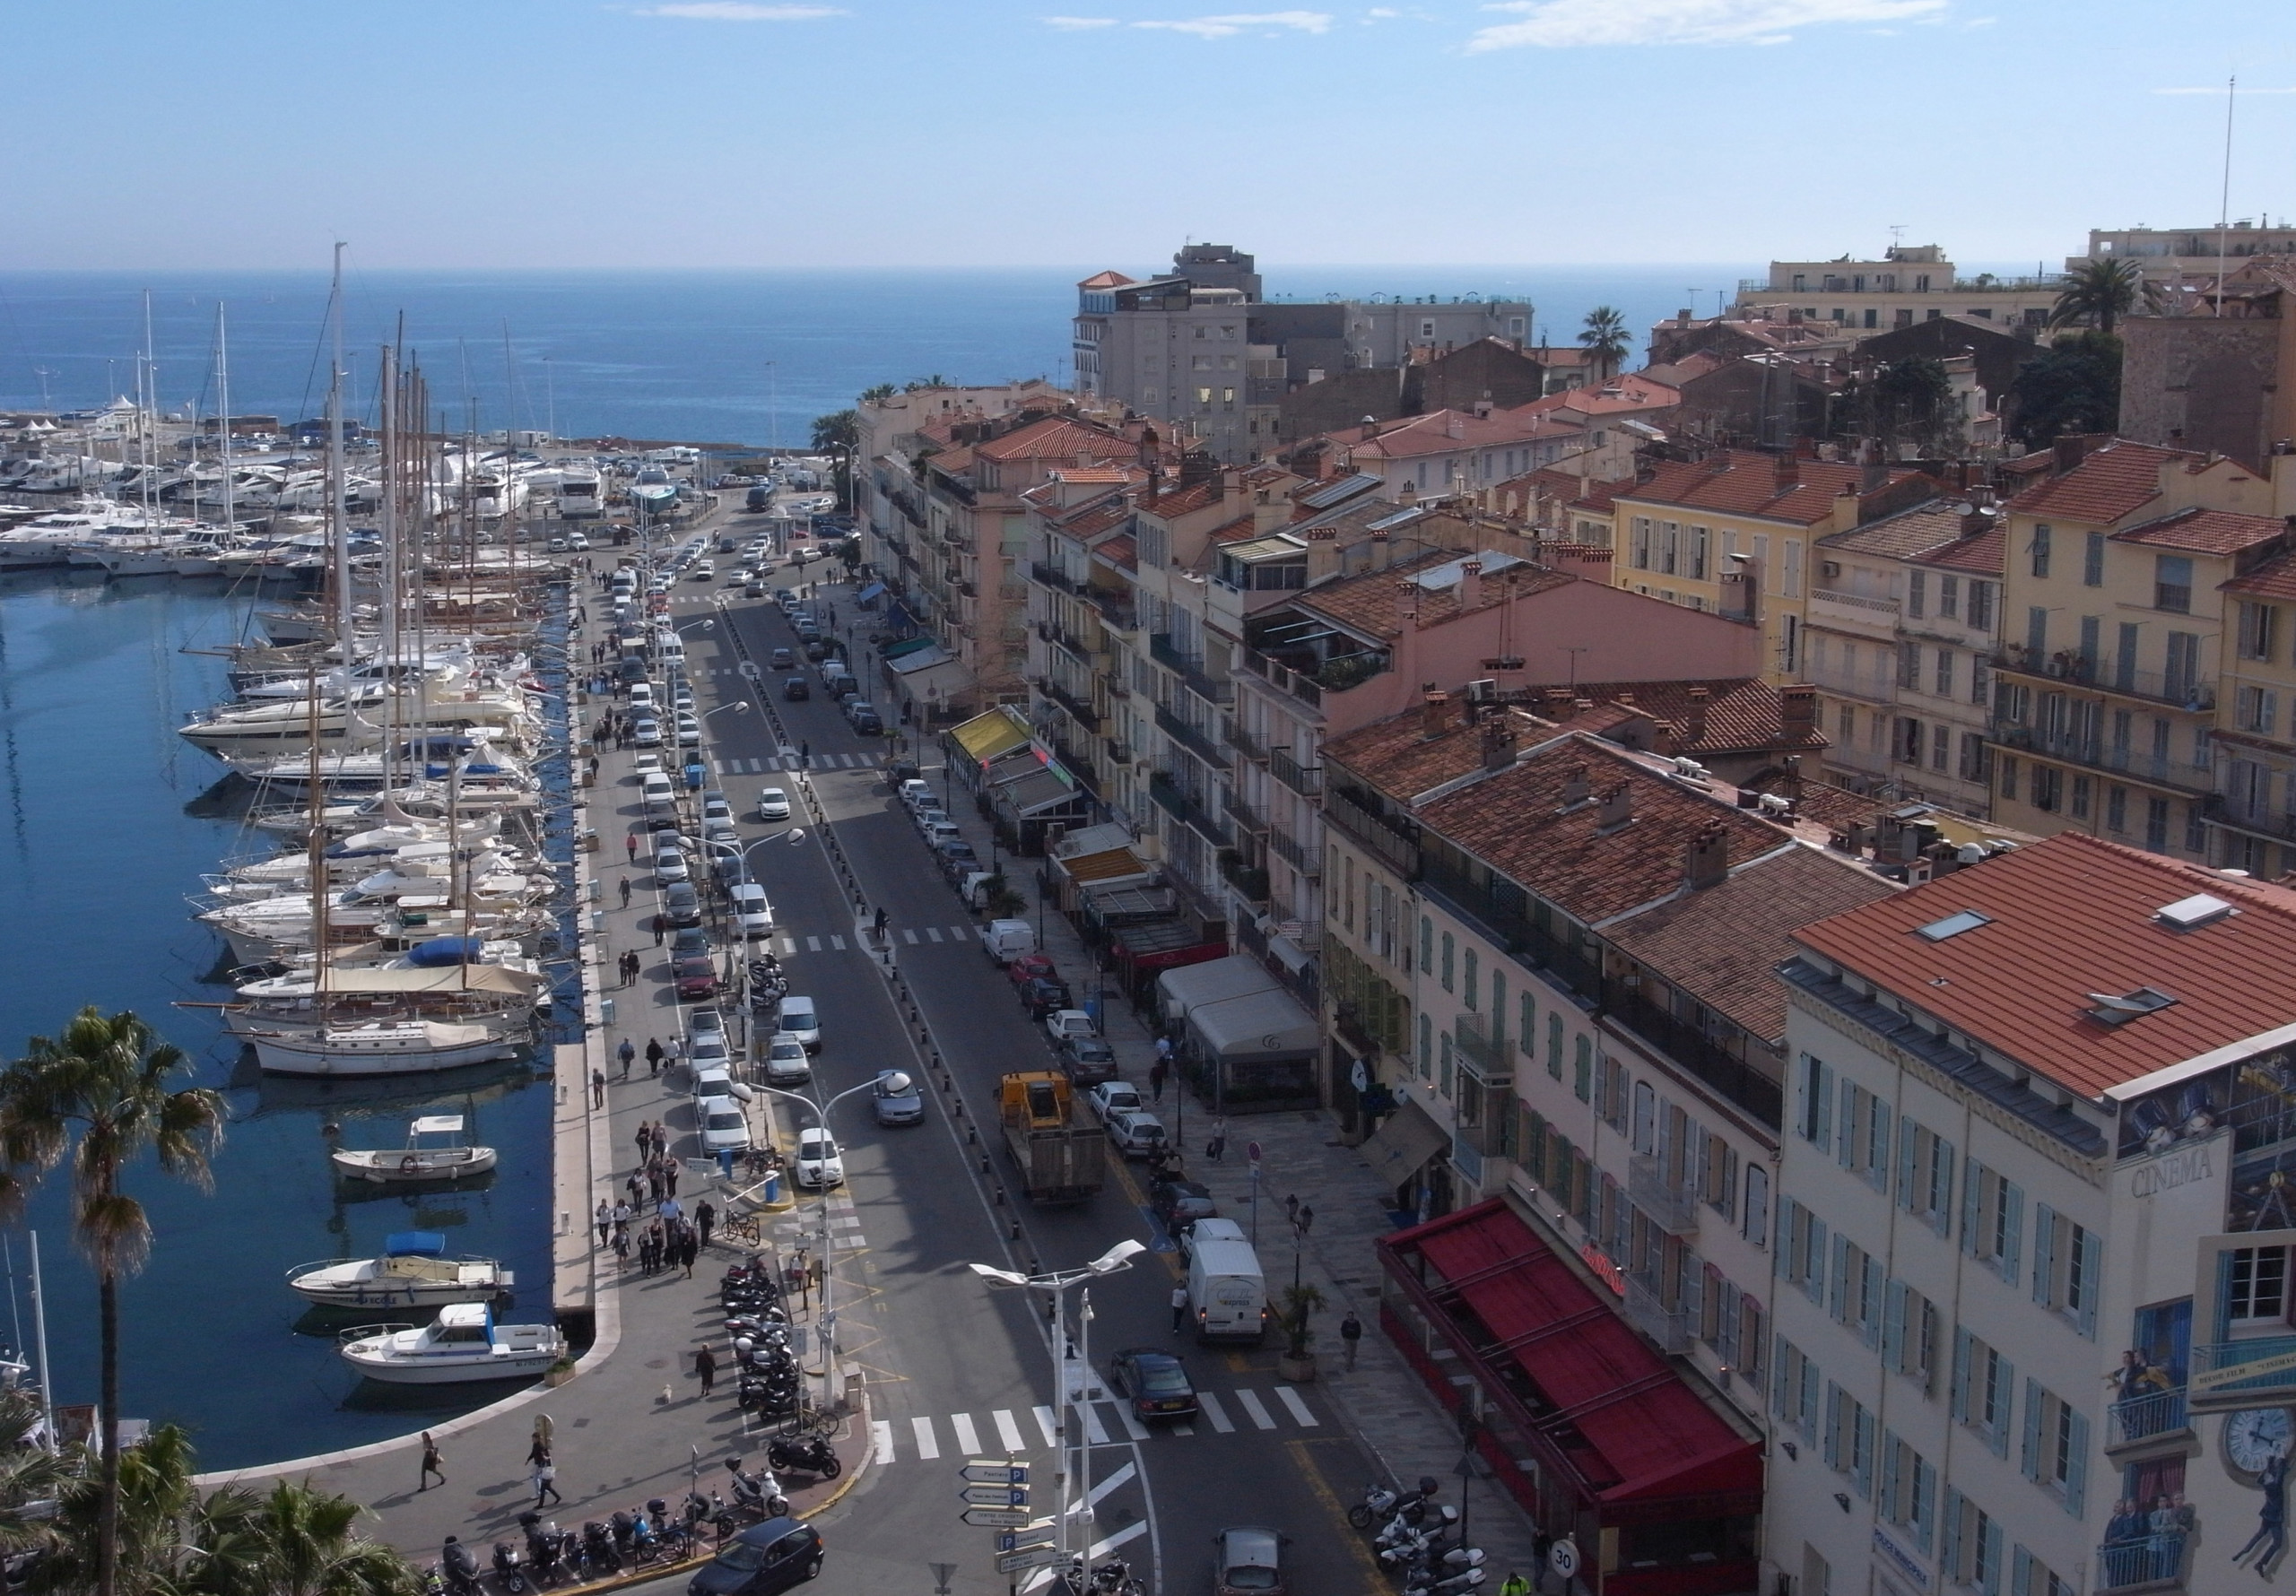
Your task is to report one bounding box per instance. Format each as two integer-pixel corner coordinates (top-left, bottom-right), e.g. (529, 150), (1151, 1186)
(664, 882), (702, 929)
(887, 758), (921, 785)
(671, 926), (713, 960)
(849, 708), (882, 736)
(1020, 976), (1073, 1019)
(1057, 1036), (1118, 1086)
(1150, 1179), (1219, 1232)
(802, 638), (831, 663)
(1108, 1347), (1198, 1422)
(936, 841), (979, 880)
(688, 1516), (823, 1596)
(782, 676), (810, 701)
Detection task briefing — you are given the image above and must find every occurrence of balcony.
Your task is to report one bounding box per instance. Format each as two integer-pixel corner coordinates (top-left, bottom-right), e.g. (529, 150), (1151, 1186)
(1226, 722), (1267, 762)
(1809, 585), (1902, 638)
(1999, 724), (2215, 794)
(2204, 794), (2296, 843)
(1622, 1274), (1692, 1354)
(1628, 1154), (1700, 1235)
(1218, 850), (1271, 907)
(2098, 1531), (2190, 1592)
(1995, 644), (2218, 712)
(1325, 785), (1422, 880)
(1148, 771), (1231, 846)
(1267, 822), (1318, 877)
(1238, 646), (1322, 709)
(2191, 1337), (2296, 1411)
(1155, 703), (1233, 770)
(1455, 1025), (1514, 1084)
(1269, 746), (1323, 797)
(1151, 634), (1235, 705)
(1086, 587), (1139, 633)
(1029, 561), (1081, 596)
(2107, 1388), (2190, 1450)
(1604, 991), (1785, 1129)
(1222, 791), (1269, 834)
(1043, 678), (1101, 733)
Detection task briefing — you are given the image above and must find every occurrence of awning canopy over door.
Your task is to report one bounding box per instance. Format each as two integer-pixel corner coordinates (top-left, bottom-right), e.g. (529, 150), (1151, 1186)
(1357, 1098), (1448, 1185)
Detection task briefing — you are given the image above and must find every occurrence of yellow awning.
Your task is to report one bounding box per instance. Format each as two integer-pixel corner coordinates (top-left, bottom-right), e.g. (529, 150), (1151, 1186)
(951, 707), (1031, 764)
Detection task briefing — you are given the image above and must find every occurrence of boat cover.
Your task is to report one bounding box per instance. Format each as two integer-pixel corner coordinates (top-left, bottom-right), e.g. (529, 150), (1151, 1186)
(385, 1231), (447, 1256)
(405, 936), (487, 967)
(316, 964), (538, 997)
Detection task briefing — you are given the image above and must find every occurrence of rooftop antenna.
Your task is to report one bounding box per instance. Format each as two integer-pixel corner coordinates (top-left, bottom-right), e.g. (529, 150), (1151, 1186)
(2216, 76), (2236, 317)
(1888, 223), (1907, 252)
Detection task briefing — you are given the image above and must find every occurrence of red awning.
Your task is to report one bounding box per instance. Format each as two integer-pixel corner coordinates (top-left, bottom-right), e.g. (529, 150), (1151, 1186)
(1396, 1201), (1760, 1506)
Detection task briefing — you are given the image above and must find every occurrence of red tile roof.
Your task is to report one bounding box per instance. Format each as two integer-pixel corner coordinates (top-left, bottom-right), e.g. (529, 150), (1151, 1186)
(1092, 533), (1138, 572)
(2005, 440), (2195, 525)
(1818, 500), (1967, 560)
(1077, 270), (1135, 290)
(2113, 506), (2289, 556)
(2224, 549), (2296, 601)
(1293, 551), (1573, 642)
(1916, 525), (2005, 576)
(973, 416), (1130, 464)
(1795, 830), (2296, 1098)
(1552, 679), (1830, 757)
(1335, 407), (1584, 462)
(1137, 479), (1224, 518)
(1519, 374), (1681, 418)
(1617, 451), (1926, 527)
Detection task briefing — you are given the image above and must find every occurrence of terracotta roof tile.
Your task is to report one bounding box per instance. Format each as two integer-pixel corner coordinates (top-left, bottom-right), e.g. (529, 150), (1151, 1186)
(1818, 501), (1967, 560)
(1333, 407), (1584, 462)
(1915, 526), (2005, 576)
(1325, 704), (1495, 797)
(1139, 480), (1224, 518)
(1293, 551), (1574, 642)
(1795, 830), (2296, 1098)
(2113, 506), (2289, 556)
(1077, 270), (1135, 290)
(1607, 844), (1897, 1040)
(2004, 440), (2193, 525)
(2224, 549), (2296, 601)
(973, 416), (1130, 464)
(1617, 451), (1928, 527)
(1553, 679), (1830, 757)
(1519, 374), (1681, 418)
(1093, 534), (1138, 572)
(1210, 515), (1262, 543)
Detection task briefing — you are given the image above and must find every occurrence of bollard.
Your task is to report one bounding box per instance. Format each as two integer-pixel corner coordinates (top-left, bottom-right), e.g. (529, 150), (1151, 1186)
(994, 1188), (1005, 1206)
(1010, 1221), (1022, 1242)
(968, 1126), (977, 1145)
(980, 1157), (991, 1175)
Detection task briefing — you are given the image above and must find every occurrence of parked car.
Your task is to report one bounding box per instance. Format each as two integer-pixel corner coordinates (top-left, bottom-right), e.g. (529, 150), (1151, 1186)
(729, 881), (774, 938)
(872, 1070), (923, 1126)
(794, 1128), (844, 1190)
(695, 1096), (752, 1157)
(777, 994), (821, 1052)
(1108, 1347), (1198, 1423)
(701, 791), (733, 825)
(1211, 1527), (1288, 1596)
(631, 716), (662, 748)
(1020, 977), (1074, 1020)
(675, 714), (702, 748)
(655, 843), (690, 885)
(1149, 1179), (1218, 1233)
(1045, 1009), (1099, 1045)
(1104, 1107), (1166, 1157)
(920, 820), (963, 849)
(685, 1515), (823, 1596)
(690, 1064), (734, 1102)
(664, 882), (702, 929)
(632, 751), (664, 778)
(802, 639), (831, 664)
(897, 778), (935, 811)
(757, 787), (792, 821)
(761, 1032), (812, 1086)
(673, 955), (720, 1002)
(783, 676), (810, 701)
(935, 842), (979, 879)
(1004, 952), (1058, 990)
(672, 925), (712, 960)
(1057, 1036), (1118, 1086)
(1087, 1080), (1144, 1121)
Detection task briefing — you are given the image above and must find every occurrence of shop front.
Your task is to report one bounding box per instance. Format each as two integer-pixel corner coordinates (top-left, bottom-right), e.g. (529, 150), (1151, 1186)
(1378, 1200), (1763, 1596)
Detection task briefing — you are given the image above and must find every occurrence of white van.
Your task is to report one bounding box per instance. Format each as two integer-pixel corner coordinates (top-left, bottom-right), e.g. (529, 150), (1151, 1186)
(1179, 1216), (1247, 1262)
(777, 994), (820, 1053)
(729, 881), (774, 938)
(640, 771), (674, 810)
(980, 919), (1036, 965)
(1186, 1235), (1268, 1343)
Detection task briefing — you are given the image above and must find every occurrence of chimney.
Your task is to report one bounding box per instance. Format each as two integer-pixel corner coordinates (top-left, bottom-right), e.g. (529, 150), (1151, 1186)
(1773, 452), (1800, 492)
(1685, 822), (1730, 890)
(1781, 752), (1805, 802)
(2052, 434), (2090, 476)
(1479, 715), (1517, 772)
(1595, 780), (1634, 830)
(1420, 685), (1453, 741)
(1676, 308), (1692, 328)
(1474, 398), (1494, 420)
(1458, 559), (1483, 612)
(1559, 763), (1591, 809)
(1360, 416), (1380, 442)
(1683, 685), (1710, 744)
(1779, 685), (1817, 733)
(1961, 503), (1995, 538)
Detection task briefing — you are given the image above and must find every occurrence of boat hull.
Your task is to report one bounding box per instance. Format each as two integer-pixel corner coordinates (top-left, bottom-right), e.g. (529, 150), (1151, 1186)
(255, 1024), (524, 1077)
(328, 1147), (500, 1183)
(338, 1342), (561, 1384)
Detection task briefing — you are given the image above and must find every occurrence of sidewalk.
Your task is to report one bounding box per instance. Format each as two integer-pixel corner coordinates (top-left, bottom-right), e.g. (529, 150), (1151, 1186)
(198, 577), (871, 1572)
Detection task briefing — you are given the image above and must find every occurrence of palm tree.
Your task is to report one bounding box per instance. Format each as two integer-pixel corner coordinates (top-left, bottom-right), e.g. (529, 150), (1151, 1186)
(857, 384), (896, 404)
(809, 410), (858, 453)
(1578, 306), (1631, 382)
(2049, 257), (2150, 335)
(0, 1387), (78, 1559)
(0, 1009), (226, 1596)
(184, 1478), (424, 1596)
(30, 1420), (199, 1595)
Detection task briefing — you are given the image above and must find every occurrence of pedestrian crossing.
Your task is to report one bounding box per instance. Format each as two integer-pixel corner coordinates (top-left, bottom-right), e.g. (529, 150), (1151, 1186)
(713, 752), (878, 774)
(865, 1384), (1322, 1466)
(758, 925), (968, 957)
(898, 925), (979, 946)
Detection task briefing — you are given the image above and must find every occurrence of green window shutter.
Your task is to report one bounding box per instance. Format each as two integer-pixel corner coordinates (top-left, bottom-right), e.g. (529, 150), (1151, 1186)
(1931, 1141), (1955, 1234)
(2012, 1547), (2034, 1596)
(1896, 1120), (1918, 1210)
(2031, 1204), (2057, 1305)
(1882, 1431), (1902, 1522)
(1815, 1063), (1835, 1149)
(1806, 1218), (1829, 1305)
(1838, 1080), (1857, 1167)
(1950, 1328), (1972, 1420)
(1823, 1383), (1843, 1468)
(2020, 1378), (2044, 1479)
(1979, 1518), (2004, 1596)
(2064, 1410), (2089, 1517)
(1771, 1335), (1792, 1418)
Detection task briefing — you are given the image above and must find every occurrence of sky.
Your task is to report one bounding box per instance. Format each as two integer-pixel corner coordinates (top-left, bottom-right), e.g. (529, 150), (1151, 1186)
(9, 0), (2293, 271)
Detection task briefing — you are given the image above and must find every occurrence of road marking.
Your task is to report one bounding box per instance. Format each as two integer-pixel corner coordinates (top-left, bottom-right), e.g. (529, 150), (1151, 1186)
(778, 937), (797, 954)
(1274, 1385), (1318, 1427)
(951, 1413), (980, 1455)
(830, 934), (847, 950)
(947, 926), (970, 940)
(1031, 1405), (1058, 1446)
(925, 927), (944, 943)
(911, 1417), (939, 1460)
(871, 1420), (893, 1464)
(805, 936), (822, 951)
(1196, 1392), (1235, 1433)
(1235, 1390), (1277, 1430)
(1172, 1422), (1195, 1436)
(995, 1410), (1026, 1453)
(902, 929), (918, 944)
(1114, 1404), (1150, 1441)
(829, 1213), (862, 1228)
(1086, 1462), (1135, 1506)
(1022, 1521), (1149, 1593)
(1081, 1404), (1109, 1445)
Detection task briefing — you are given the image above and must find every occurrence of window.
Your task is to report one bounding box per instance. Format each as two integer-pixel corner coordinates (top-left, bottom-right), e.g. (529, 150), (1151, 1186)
(1823, 1383), (1876, 1496)
(1940, 575), (1961, 620)
(2031, 1204), (2100, 1336)
(1546, 1011), (1563, 1080)
(2146, 794), (2170, 852)
(1439, 1032), (1453, 1097)
(1959, 732), (1990, 783)
(1971, 655), (1990, 707)
(1689, 525), (1709, 580)
(1631, 1080), (1657, 1153)
(2239, 601), (2280, 663)
(1439, 932), (1454, 993)
(2019, 1380), (2091, 1515)
(1969, 579), (1995, 633)
(2155, 554), (2193, 613)
(1743, 1164), (1770, 1246)
(2237, 685), (2280, 736)
(1909, 570), (1927, 618)
(1572, 1035), (1592, 1101)
(1194, 386), (1212, 407)
(2031, 764), (2062, 812)
(1778, 1194), (1829, 1303)
(1518, 992), (1535, 1057)
(1462, 949), (1478, 1009)
(1881, 1431), (1939, 1553)
(2227, 1245), (2288, 1322)
(1943, 1490), (2006, 1594)
(2108, 784), (2128, 833)
(1883, 1280), (1940, 1393)
(1659, 521), (1679, 575)
(2025, 605), (2048, 659)
(1796, 1053), (1836, 1153)
(1784, 539), (1804, 599)
(1952, 1327), (2016, 1455)
(1418, 916), (1432, 975)
(1419, 318), (1436, 339)
(1836, 1077), (1892, 1192)
(1931, 723), (1952, 772)
(1935, 648), (1954, 697)
(2165, 630), (2201, 704)
(1631, 516), (1652, 570)
(2083, 531), (2106, 586)
(1999, 755), (2019, 801)
(1829, 1231), (1884, 1347)
(1897, 1119), (1956, 1234)
(2029, 525), (2051, 578)
(2071, 775), (2092, 820)
(1418, 1013), (1432, 1080)
(2013, 1549), (2075, 1596)
(1838, 701), (1857, 741)
(1899, 640), (1922, 690)
(1773, 1336), (1820, 1434)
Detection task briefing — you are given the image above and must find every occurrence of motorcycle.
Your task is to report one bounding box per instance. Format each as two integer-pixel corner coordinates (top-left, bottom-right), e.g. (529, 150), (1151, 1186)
(581, 1520), (619, 1574)
(1402, 1567), (1488, 1596)
(491, 1541), (530, 1593)
(727, 1457), (793, 1517)
(766, 1432), (841, 1480)
(438, 1538), (481, 1596)
(1348, 1476), (1439, 1531)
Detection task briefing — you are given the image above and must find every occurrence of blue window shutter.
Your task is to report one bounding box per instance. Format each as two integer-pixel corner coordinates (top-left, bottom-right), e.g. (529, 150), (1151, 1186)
(2076, 1229), (2102, 1338)
(1950, 1328), (1972, 1420)
(1932, 1141), (1956, 1234)
(1992, 1357), (2014, 1457)
(1802, 1356), (1819, 1433)
(1824, 1383), (1843, 1468)
(2031, 1203), (2056, 1305)
(1830, 1234), (1850, 1321)
(1854, 1406), (1876, 1497)
(1870, 1101), (1892, 1190)
(1838, 1080), (1857, 1167)
(1863, 1257), (1884, 1349)
(1806, 1218), (1829, 1305)
(1897, 1121), (1919, 1210)
(1961, 1160), (1982, 1253)
(2065, 1410), (2089, 1517)
(2012, 1547), (2034, 1596)
(1795, 1055), (1811, 1141)
(1777, 1196), (1796, 1269)
(1915, 1459), (1936, 1554)
(2000, 1184), (2023, 1288)
(1772, 1335), (1791, 1418)
(2020, 1378), (2044, 1479)
(1882, 1430), (1902, 1519)
(1942, 1489), (1964, 1576)
(1980, 1519), (2004, 1596)
(1815, 1063), (1834, 1150)
(1884, 1280), (1909, 1371)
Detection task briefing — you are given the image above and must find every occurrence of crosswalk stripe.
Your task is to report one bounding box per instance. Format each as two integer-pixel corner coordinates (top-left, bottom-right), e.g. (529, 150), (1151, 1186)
(1197, 1392), (1235, 1434)
(1235, 1390), (1277, 1430)
(830, 934), (847, 950)
(1082, 1404), (1109, 1445)
(902, 929), (918, 944)
(1114, 1404), (1150, 1441)
(951, 1413), (980, 1455)
(872, 1420), (894, 1464)
(995, 1410), (1026, 1453)
(1086, 1462), (1135, 1506)
(925, 927), (944, 943)
(778, 937), (797, 955)
(911, 1417), (940, 1460)
(1031, 1406), (1057, 1446)
(805, 936), (822, 951)
(1274, 1386), (1318, 1427)
(948, 925), (970, 941)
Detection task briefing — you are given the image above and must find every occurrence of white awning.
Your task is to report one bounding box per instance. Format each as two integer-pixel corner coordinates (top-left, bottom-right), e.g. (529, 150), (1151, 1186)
(1156, 953), (1280, 1024)
(1187, 985), (1318, 1061)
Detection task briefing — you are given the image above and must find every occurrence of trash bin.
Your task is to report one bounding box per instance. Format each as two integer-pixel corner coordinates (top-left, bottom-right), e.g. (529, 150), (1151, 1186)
(719, 1148), (735, 1180)
(762, 1169), (781, 1204)
(600, 996), (616, 1027)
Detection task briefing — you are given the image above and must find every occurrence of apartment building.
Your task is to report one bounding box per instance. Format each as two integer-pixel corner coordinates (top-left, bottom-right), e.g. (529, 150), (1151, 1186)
(1608, 450), (1937, 681)
(1735, 245), (2059, 332)
(1988, 440), (2293, 859)
(2081, 221), (2296, 277)
(2215, 550), (2296, 876)
(1769, 831), (2296, 1596)
(1806, 498), (2006, 815)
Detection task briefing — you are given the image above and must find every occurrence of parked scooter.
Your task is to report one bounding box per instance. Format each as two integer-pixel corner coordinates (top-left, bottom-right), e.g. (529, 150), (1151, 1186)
(490, 1541), (530, 1593)
(438, 1538), (481, 1596)
(726, 1457), (793, 1517)
(1348, 1476), (1439, 1530)
(765, 1432), (841, 1479)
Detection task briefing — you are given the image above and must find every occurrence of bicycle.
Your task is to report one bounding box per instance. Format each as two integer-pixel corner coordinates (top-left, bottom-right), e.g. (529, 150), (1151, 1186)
(719, 1210), (762, 1246)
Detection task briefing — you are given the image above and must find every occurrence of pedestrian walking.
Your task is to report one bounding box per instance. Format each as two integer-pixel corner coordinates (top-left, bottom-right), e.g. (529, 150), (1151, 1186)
(612, 1199), (632, 1240)
(1498, 1574), (1532, 1596)
(799, 741), (810, 768)
(696, 1341), (718, 1396)
(590, 1068), (606, 1108)
(1205, 1132), (1226, 1162)
(660, 1193), (684, 1227)
(596, 1200), (613, 1249)
(651, 914), (665, 947)
(626, 832), (639, 864)
(666, 1035), (684, 1072)
(645, 1037), (665, 1074)
(617, 1038), (635, 1077)
(612, 1227), (630, 1269)
(1149, 1060), (1168, 1103)
(873, 906), (888, 938)
(664, 1161), (681, 1200)
(632, 1124), (650, 1167)
(619, 877), (632, 909)
(696, 1198), (716, 1251)
(531, 1453), (562, 1508)
(680, 1229), (698, 1278)
(419, 1432), (445, 1492)
(1340, 1310), (1363, 1371)
(1170, 1283), (1190, 1334)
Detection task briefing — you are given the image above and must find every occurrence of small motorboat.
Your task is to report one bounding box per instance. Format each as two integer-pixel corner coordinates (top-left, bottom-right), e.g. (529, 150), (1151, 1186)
(329, 1115), (498, 1184)
(288, 1231), (513, 1311)
(337, 1302), (564, 1384)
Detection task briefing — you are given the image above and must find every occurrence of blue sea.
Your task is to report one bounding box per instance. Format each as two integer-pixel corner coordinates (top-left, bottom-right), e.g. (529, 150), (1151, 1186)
(0, 265), (1785, 448)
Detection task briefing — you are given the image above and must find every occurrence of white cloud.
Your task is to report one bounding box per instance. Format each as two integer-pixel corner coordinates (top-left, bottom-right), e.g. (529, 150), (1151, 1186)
(1044, 14), (1121, 25)
(1133, 10), (1333, 38)
(1466, 0), (1944, 50)
(2153, 84), (2296, 95)
(634, 2), (841, 17)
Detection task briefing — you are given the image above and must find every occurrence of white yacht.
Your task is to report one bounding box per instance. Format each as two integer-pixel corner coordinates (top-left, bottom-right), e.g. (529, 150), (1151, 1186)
(288, 1232), (513, 1311)
(337, 1303), (563, 1385)
(328, 1114), (500, 1180)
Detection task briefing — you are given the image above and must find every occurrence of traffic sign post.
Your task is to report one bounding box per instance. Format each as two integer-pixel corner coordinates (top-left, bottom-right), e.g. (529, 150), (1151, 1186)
(994, 1520), (1054, 1554)
(961, 1461), (1030, 1485)
(996, 1546), (1065, 1574)
(961, 1485), (1031, 1508)
(961, 1507), (1035, 1529)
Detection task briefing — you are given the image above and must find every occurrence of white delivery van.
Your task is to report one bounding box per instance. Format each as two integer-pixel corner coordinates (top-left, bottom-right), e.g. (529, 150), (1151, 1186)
(1187, 1235), (1268, 1344)
(980, 918), (1036, 965)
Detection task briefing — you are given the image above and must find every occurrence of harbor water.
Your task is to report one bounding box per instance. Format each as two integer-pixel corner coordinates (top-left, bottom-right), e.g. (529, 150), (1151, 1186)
(0, 572), (557, 1470)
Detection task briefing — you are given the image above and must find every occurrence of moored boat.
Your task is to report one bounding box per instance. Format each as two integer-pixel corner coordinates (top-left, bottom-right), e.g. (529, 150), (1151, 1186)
(326, 1114), (500, 1178)
(288, 1231), (513, 1311)
(336, 1302), (563, 1384)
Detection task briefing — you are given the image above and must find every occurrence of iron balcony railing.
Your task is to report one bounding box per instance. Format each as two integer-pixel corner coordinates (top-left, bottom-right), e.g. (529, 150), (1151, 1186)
(1148, 772), (1231, 846)
(1043, 678), (1101, 733)
(1267, 822), (1318, 877)
(1628, 1154), (1700, 1235)
(1154, 704), (1232, 770)
(1325, 786), (1421, 880)
(1995, 644), (2217, 712)
(2107, 1388), (2189, 1447)
(1238, 646), (1321, 709)
(1269, 746), (1322, 796)
(1150, 634), (1234, 705)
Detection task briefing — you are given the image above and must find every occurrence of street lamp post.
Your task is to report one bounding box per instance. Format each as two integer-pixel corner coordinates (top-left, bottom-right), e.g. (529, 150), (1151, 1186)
(752, 1076), (899, 1406)
(968, 1241), (1146, 1574)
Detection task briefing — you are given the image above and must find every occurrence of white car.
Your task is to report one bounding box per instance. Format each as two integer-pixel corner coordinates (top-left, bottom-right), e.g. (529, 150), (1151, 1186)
(778, 994), (820, 1053)
(1105, 1107), (1167, 1157)
(691, 560), (716, 582)
(701, 793), (733, 825)
(1045, 1010), (1099, 1045)
(730, 881), (774, 938)
(761, 1032), (812, 1086)
(795, 1127), (845, 1189)
(631, 751), (664, 777)
(654, 844), (690, 884)
(1088, 1081), (1144, 1122)
(566, 532), (590, 551)
(691, 1064), (734, 1102)
(687, 1031), (731, 1070)
(897, 779), (935, 811)
(675, 714), (701, 748)
(697, 1095), (752, 1156)
(757, 787), (792, 822)
(628, 683), (656, 711)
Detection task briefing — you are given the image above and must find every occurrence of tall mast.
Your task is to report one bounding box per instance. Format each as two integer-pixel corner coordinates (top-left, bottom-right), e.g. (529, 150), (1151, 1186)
(139, 288), (157, 518)
(328, 243), (350, 638)
(215, 305), (234, 535)
(378, 343), (400, 792)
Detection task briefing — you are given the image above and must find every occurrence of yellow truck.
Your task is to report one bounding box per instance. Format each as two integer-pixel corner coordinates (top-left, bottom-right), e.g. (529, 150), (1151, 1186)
(997, 1071), (1105, 1204)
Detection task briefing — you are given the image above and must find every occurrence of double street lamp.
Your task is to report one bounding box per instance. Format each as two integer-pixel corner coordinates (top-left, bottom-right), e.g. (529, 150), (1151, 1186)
(968, 1240), (1146, 1572)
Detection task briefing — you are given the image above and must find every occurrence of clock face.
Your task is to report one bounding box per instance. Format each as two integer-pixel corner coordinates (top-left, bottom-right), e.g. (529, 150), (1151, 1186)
(2228, 1408), (2294, 1475)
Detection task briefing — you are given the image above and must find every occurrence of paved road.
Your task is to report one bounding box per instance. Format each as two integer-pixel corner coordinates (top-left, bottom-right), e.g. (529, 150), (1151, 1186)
(656, 520), (1384, 1596)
